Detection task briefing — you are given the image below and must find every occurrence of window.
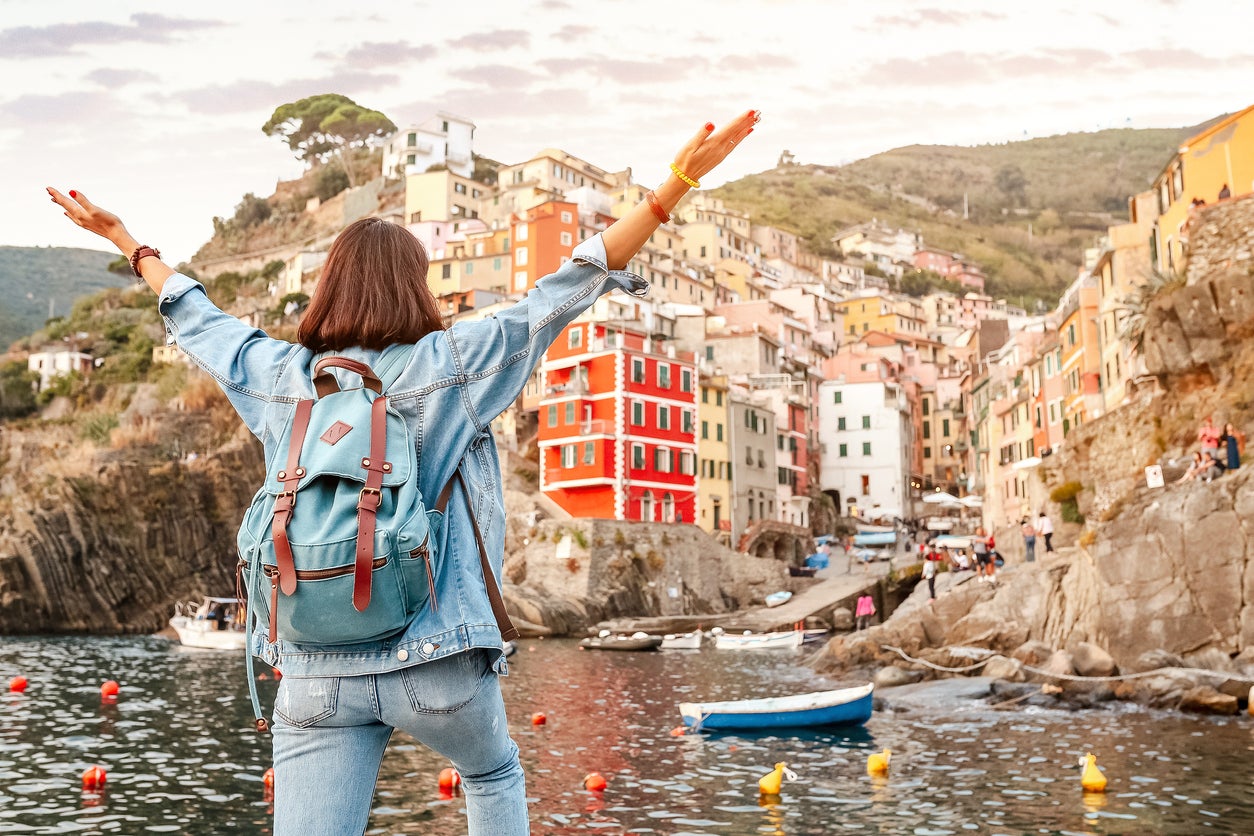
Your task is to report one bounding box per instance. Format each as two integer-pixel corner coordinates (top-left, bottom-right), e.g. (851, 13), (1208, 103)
(679, 451), (695, 476)
(514, 247), (528, 266)
(454, 182), (467, 194)
(833, 391), (842, 404)
(701, 388), (709, 404)
(560, 231), (573, 247)
(658, 405), (670, 430)
(547, 405), (557, 427)
(407, 132), (417, 145)
(560, 444), (576, 468)
(716, 424), (723, 442)
(681, 369), (692, 392)
(924, 447), (932, 458)
(565, 402), (575, 424)
(583, 441), (595, 464)
(862, 415), (871, 429)
(922, 398), (930, 416)
(442, 264), (452, 279)
(517, 224), (528, 241)
(682, 410), (694, 434)
(701, 420), (709, 440)
(654, 447), (672, 473)
(631, 443), (645, 469)
(943, 419), (950, 436)
(568, 328), (582, 349)
(631, 358), (645, 384)
(839, 443), (848, 457)
(658, 364), (671, 388)
(561, 211), (573, 224)
(861, 474), (870, 494)
(923, 421), (931, 439)
(631, 401), (644, 426)
(406, 154), (415, 165)
(862, 442), (872, 456)
(716, 391), (723, 407)
(838, 417), (846, 431)
(513, 271), (527, 290)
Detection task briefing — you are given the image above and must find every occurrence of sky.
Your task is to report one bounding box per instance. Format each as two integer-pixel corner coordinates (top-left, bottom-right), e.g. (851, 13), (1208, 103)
(3, 0), (1251, 263)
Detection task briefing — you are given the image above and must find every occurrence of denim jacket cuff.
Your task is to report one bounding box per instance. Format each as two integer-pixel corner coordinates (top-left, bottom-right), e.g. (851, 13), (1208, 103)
(157, 273), (208, 314)
(572, 233), (650, 298)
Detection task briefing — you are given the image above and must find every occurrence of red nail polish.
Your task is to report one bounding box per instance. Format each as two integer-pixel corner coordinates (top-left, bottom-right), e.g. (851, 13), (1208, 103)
(69, 190), (77, 198)
(705, 123), (714, 132)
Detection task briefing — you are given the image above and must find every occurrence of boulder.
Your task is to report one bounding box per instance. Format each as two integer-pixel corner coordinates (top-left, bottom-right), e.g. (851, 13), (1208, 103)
(1130, 649), (1185, 673)
(829, 606), (854, 631)
(982, 655), (1025, 682)
(1012, 640), (1055, 668)
(873, 665), (925, 688)
(1179, 686), (1239, 715)
(1183, 648), (1234, 673)
(1071, 642), (1117, 677)
(1040, 649), (1075, 680)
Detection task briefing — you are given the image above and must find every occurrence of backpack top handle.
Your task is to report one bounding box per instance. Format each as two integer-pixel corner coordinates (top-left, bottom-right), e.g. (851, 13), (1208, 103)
(313, 356), (383, 398)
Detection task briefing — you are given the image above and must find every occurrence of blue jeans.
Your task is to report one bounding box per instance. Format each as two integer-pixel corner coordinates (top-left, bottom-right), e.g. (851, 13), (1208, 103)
(1024, 536), (1036, 562)
(270, 649), (528, 835)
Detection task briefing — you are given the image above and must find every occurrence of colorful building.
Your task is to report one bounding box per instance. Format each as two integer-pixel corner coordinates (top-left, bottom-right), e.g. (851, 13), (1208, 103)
(538, 321), (697, 523)
(697, 375), (732, 543)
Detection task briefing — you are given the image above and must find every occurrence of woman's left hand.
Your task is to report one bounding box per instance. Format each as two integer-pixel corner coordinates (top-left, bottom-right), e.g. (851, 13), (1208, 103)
(46, 188), (134, 252)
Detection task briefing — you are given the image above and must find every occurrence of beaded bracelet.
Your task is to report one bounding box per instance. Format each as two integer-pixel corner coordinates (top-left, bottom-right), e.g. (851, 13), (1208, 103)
(129, 245), (161, 278)
(644, 190), (670, 224)
(669, 163), (700, 190)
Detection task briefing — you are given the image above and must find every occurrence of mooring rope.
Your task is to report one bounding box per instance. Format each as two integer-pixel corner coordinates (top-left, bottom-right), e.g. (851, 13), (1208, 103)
(880, 644), (1236, 684)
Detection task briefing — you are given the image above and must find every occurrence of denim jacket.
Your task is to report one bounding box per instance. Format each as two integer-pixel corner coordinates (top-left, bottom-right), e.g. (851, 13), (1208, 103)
(159, 234), (647, 677)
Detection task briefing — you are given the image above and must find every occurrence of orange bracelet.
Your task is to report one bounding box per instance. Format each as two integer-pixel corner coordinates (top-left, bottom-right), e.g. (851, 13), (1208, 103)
(644, 190), (670, 224)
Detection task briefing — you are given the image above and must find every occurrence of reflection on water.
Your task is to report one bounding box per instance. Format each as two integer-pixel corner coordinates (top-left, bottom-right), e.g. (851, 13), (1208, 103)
(3, 636), (1253, 834)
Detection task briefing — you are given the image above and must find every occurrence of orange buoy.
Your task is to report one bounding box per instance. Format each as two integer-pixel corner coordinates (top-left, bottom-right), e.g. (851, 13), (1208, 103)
(670, 726), (686, 737)
(438, 767), (461, 791)
(9, 675), (28, 693)
(531, 712), (547, 726)
(583, 772), (607, 792)
(82, 766), (107, 790)
(100, 680), (119, 700)
(262, 767), (275, 789)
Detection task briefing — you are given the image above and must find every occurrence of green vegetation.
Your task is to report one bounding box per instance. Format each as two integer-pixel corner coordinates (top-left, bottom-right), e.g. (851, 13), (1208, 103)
(0, 247), (130, 349)
(262, 94), (396, 187)
(1050, 481), (1085, 524)
(714, 124), (1199, 309)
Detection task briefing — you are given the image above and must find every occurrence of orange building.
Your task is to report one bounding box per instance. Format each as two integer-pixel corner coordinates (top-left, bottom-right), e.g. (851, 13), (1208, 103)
(538, 322), (697, 522)
(509, 200), (581, 294)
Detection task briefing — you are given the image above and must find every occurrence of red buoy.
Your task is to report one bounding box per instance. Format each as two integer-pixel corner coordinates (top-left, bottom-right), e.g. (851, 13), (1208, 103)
(100, 680), (119, 700)
(9, 676), (28, 693)
(583, 772), (607, 792)
(531, 712), (547, 726)
(438, 767), (461, 791)
(82, 766), (107, 790)
(669, 726), (686, 737)
(262, 767), (275, 788)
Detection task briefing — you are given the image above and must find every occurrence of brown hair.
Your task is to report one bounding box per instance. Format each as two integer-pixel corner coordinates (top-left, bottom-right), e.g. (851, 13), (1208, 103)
(298, 217), (445, 352)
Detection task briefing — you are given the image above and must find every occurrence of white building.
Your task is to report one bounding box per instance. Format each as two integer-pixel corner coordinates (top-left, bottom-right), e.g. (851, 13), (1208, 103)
(817, 378), (912, 518)
(382, 112), (476, 180)
(28, 349), (93, 391)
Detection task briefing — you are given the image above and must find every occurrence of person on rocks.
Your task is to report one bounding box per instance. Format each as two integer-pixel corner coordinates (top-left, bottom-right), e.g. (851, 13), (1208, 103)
(1220, 422), (1244, 471)
(983, 531), (999, 584)
(1037, 511), (1054, 554)
(855, 594), (876, 630)
(1020, 516), (1037, 562)
(1176, 450), (1206, 483)
(1218, 183), (1231, 200)
(48, 108), (761, 836)
(1201, 450), (1225, 483)
(922, 549), (939, 603)
(1197, 416), (1221, 462)
(971, 527), (990, 581)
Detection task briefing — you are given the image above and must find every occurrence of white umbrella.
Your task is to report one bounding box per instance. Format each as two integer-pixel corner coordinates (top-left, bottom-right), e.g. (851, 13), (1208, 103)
(922, 491), (958, 504)
(959, 495), (983, 508)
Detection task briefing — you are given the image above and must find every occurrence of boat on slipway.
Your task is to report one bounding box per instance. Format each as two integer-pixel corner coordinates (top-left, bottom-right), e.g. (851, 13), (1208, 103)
(659, 631), (702, 650)
(169, 597), (247, 651)
(713, 629), (804, 651)
(679, 683), (875, 732)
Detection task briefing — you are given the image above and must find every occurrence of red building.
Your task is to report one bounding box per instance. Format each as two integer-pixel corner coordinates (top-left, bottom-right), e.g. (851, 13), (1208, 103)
(538, 322), (697, 522)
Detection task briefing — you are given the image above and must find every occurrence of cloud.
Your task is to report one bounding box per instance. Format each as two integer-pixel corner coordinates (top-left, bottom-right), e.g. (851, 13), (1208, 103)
(85, 68), (159, 87)
(450, 64), (546, 89)
(0, 14), (223, 58)
(871, 8), (1003, 28)
(168, 72), (401, 116)
(0, 90), (124, 127)
(447, 29), (531, 51)
(534, 55), (704, 85)
(338, 41), (437, 70)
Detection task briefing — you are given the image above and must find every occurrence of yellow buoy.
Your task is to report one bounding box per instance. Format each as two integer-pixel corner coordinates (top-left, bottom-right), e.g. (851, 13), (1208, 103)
(1079, 753), (1106, 792)
(757, 762), (796, 795)
(867, 748), (891, 776)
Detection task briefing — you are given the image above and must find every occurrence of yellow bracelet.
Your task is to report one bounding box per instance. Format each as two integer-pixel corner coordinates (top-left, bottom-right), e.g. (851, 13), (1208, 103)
(669, 163), (700, 189)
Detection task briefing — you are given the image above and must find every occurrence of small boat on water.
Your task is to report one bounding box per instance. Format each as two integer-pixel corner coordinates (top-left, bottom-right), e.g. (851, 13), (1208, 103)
(714, 630), (804, 651)
(580, 631), (663, 652)
(169, 597), (247, 651)
(802, 628), (831, 645)
(764, 591), (792, 608)
(660, 631), (702, 650)
(678, 683), (874, 732)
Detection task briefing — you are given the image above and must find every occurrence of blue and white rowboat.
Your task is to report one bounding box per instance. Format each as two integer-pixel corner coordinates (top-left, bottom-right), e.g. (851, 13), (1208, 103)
(678, 683), (874, 731)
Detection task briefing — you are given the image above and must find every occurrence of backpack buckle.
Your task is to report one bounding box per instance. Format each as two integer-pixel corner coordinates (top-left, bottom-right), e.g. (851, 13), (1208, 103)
(358, 487), (382, 511)
(274, 490), (297, 512)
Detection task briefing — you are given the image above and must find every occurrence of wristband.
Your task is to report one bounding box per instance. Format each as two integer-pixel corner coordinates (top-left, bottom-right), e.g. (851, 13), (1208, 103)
(669, 163), (700, 189)
(644, 190), (670, 224)
(130, 245), (161, 278)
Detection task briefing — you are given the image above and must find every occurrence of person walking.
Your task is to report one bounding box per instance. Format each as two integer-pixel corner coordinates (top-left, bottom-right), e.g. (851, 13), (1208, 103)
(855, 594), (876, 630)
(48, 109), (760, 836)
(1020, 516), (1037, 562)
(922, 550), (938, 602)
(972, 527), (990, 582)
(1037, 511), (1055, 553)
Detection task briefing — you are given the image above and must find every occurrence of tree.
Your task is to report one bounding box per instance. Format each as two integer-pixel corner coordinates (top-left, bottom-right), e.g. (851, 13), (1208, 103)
(262, 94), (396, 186)
(994, 164), (1028, 207)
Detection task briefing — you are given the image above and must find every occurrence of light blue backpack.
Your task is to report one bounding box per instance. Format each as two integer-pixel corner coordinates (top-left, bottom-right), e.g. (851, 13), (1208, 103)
(235, 347), (516, 731)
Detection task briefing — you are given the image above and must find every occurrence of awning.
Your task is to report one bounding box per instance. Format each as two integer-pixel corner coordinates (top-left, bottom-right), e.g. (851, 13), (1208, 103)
(853, 531), (897, 546)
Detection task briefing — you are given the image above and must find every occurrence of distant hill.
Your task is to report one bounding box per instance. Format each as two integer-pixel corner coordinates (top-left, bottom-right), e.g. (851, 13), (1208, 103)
(0, 246), (131, 349)
(714, 123), (1205, 308)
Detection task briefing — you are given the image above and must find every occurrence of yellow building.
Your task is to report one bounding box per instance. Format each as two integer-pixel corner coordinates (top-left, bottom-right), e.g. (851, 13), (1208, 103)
(1093, 190), (1157, 412)
(697, 375), (732, 544)
(1057, 279), (1101, 434)
(838, 293), (927, 339)
(1152, 103), (1254, 273)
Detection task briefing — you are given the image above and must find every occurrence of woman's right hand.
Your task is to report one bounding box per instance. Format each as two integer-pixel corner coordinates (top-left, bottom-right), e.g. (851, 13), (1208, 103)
(671, 109), (761, 185)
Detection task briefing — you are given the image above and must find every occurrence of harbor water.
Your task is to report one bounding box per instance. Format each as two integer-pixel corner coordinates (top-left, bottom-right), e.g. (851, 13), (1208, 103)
(2, 635), (1253, 834)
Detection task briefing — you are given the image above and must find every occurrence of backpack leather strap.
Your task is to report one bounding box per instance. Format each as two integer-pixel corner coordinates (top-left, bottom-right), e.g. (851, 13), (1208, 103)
(436, 470), (520, 642)
(313, 356), (383, 398)
(272, 399), (314, 596)
(353, 394), (392, 611)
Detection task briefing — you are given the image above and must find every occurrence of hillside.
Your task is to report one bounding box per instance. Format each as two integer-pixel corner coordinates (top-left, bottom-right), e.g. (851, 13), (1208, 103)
(713, 124), (1201, 308)
(0, 247), (130, 349)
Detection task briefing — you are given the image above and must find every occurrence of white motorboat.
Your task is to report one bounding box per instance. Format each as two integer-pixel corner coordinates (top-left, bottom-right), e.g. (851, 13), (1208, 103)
(660, 631), (702, 650)
(169, 597), (247, 651)
(714, 629), (804, 650)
